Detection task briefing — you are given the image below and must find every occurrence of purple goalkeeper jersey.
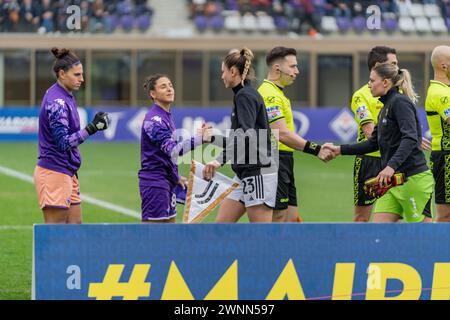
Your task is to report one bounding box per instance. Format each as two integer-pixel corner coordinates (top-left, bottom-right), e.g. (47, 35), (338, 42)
(138, 103), (203, 191)
(37, 82), (89, 176)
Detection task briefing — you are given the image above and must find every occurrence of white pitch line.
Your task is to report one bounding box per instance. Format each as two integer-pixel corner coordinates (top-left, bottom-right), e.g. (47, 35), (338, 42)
(0, 164), (140, 219)
(0, 225), (32, 230)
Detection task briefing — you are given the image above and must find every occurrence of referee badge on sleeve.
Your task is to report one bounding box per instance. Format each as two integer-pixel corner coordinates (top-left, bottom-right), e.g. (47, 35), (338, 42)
(356, 105), (369, 121)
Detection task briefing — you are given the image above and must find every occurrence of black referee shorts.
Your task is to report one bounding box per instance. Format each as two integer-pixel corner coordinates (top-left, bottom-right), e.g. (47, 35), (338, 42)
(274, 151), (297, 211)
(430, 150), (450, 204)
(353, 155), (382, 207)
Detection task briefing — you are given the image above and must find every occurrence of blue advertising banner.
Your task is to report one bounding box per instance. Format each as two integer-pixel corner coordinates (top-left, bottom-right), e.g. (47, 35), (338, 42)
(33, 224), (450, 300)
(0, 107), (433, 142)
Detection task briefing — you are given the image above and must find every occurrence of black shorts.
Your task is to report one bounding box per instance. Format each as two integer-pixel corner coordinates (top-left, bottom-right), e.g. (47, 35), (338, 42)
(274, 151), (297, 211)
(430, 151), (450, 204)
(353, 155), (382, 207)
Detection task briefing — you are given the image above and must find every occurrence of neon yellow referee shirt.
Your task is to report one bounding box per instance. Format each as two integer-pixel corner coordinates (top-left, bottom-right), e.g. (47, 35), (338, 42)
(258, 79), (295, 152)
(425, 80), (450, 151)
(351, 84), (383, 157)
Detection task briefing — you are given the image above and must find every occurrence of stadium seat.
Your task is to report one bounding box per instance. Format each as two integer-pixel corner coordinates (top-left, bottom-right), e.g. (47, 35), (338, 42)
(409, 4), (425, 18)
(430, 17), (448, 34)
(194, 15), (208, 32)
(210, 15), (225, 32)
(120, 15), (134, 32)
(224, 13), (242, 32)
(241, 13), (258, 32)
(336, 17), (351, 33)
(225, 0), (239, 11)
(320, 16), (338, 34)
(446, 18), (450, 31)
(273, 15), (289, 32)
(257, 14), (275, 32)
(136, 14), (151, 32)
(109, 14), (119, 32)
(424, 4), (442, 18)
(399, 16), (416, 33)
(352, 16), (366, 33)
(414, 17), (431, 33)
(384, 17), (398, 33)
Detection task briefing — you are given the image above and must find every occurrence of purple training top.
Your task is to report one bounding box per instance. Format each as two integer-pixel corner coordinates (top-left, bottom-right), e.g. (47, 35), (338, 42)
(138, 103), (202, 191)
(37, 82), (89, 176)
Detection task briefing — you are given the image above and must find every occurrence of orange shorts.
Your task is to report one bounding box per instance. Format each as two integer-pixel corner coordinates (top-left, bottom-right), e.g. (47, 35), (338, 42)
(34, 166), (81, 210)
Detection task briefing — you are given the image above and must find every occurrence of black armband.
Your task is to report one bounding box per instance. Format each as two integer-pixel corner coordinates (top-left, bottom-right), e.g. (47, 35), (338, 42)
(303, 141), (321, 156)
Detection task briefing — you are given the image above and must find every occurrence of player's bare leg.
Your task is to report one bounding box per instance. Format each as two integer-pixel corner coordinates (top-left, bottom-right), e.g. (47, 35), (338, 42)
(216, 198), (246, 222)
(354, 205), (372, 222)
(286, 206), (301, 222)
(272, 209), (286, 222)
(422, 217), (433, 223)
(436, 204), (450, 222)
(247, 204), (273, 223)
(67, 204), (82, 224)
(373, 212), (401, 223)
(43, 208), (68, 223)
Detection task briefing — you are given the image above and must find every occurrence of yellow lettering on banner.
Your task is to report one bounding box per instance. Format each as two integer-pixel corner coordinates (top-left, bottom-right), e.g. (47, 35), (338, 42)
(365, 263), (422, 300)
(265, 259), (306, 300)
(88, 264), (151, 300)
(161, 261), (195, 300)
(431, 263), (450, 300)
(204, 260), (238, 300)
(332, 263), (355, 300)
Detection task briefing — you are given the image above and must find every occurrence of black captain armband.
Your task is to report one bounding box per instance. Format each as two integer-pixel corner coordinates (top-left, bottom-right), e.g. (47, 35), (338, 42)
(303, 141), (321, 156)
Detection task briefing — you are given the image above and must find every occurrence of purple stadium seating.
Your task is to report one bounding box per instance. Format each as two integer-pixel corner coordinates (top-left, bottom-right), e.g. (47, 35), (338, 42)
(446, 18), (450, 30)
(109, 14), (119, 32)
(137, 14), (151, 32)
(352, 16), (366, 33)
(336, 17), (351, 33)
(210, 15), (225, 31)
(194, 15), (208, 32)
(226, 0), (239, 11)
(384, 18), (398, 32)
(117, 1), (133, 15)
(120, 15), (134, 32)
(273, 16), (289, 31)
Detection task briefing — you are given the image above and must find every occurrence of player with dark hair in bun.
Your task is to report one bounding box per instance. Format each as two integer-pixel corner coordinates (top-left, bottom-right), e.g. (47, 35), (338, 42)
(139, 74), (213, 223)
(34, 47), (109, 224)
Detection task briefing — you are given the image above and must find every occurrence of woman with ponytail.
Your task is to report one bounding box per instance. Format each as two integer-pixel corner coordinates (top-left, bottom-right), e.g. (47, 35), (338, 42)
(324, 63), (434, 223)
(34, 48), (109, 224)
(203, 48), (278, 223)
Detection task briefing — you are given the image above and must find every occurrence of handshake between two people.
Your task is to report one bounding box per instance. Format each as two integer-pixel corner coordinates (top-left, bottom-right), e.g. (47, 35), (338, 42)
(197, 122), (214, 143)
(317, 143), (341, 162)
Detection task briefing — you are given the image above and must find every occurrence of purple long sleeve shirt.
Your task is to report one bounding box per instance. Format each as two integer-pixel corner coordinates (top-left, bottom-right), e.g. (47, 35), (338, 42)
(37, 82), (89, 176)
(138, 104), (202, 191)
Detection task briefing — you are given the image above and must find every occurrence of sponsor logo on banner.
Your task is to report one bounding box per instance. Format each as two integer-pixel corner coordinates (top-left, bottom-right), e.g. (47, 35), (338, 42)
(292, 111), (310, 137)
(102, 111), (125, 140)
(33, 224), (450, 300)
(329, 109), (358, 142)
(0, 116), (38, 133)
(127, 108), (147, 139)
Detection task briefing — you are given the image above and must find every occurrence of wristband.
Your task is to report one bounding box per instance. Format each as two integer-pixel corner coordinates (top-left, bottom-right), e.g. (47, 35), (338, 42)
(303, 141), (321, 156)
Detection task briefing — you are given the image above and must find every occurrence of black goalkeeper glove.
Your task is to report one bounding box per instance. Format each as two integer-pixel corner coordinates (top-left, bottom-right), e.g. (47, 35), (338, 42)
(85, 112), (109, 135)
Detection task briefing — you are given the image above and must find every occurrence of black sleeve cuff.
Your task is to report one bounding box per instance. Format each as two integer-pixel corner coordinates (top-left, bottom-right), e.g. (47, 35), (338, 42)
(303, 141), (321, 156)
(340, 144), (350, 155)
